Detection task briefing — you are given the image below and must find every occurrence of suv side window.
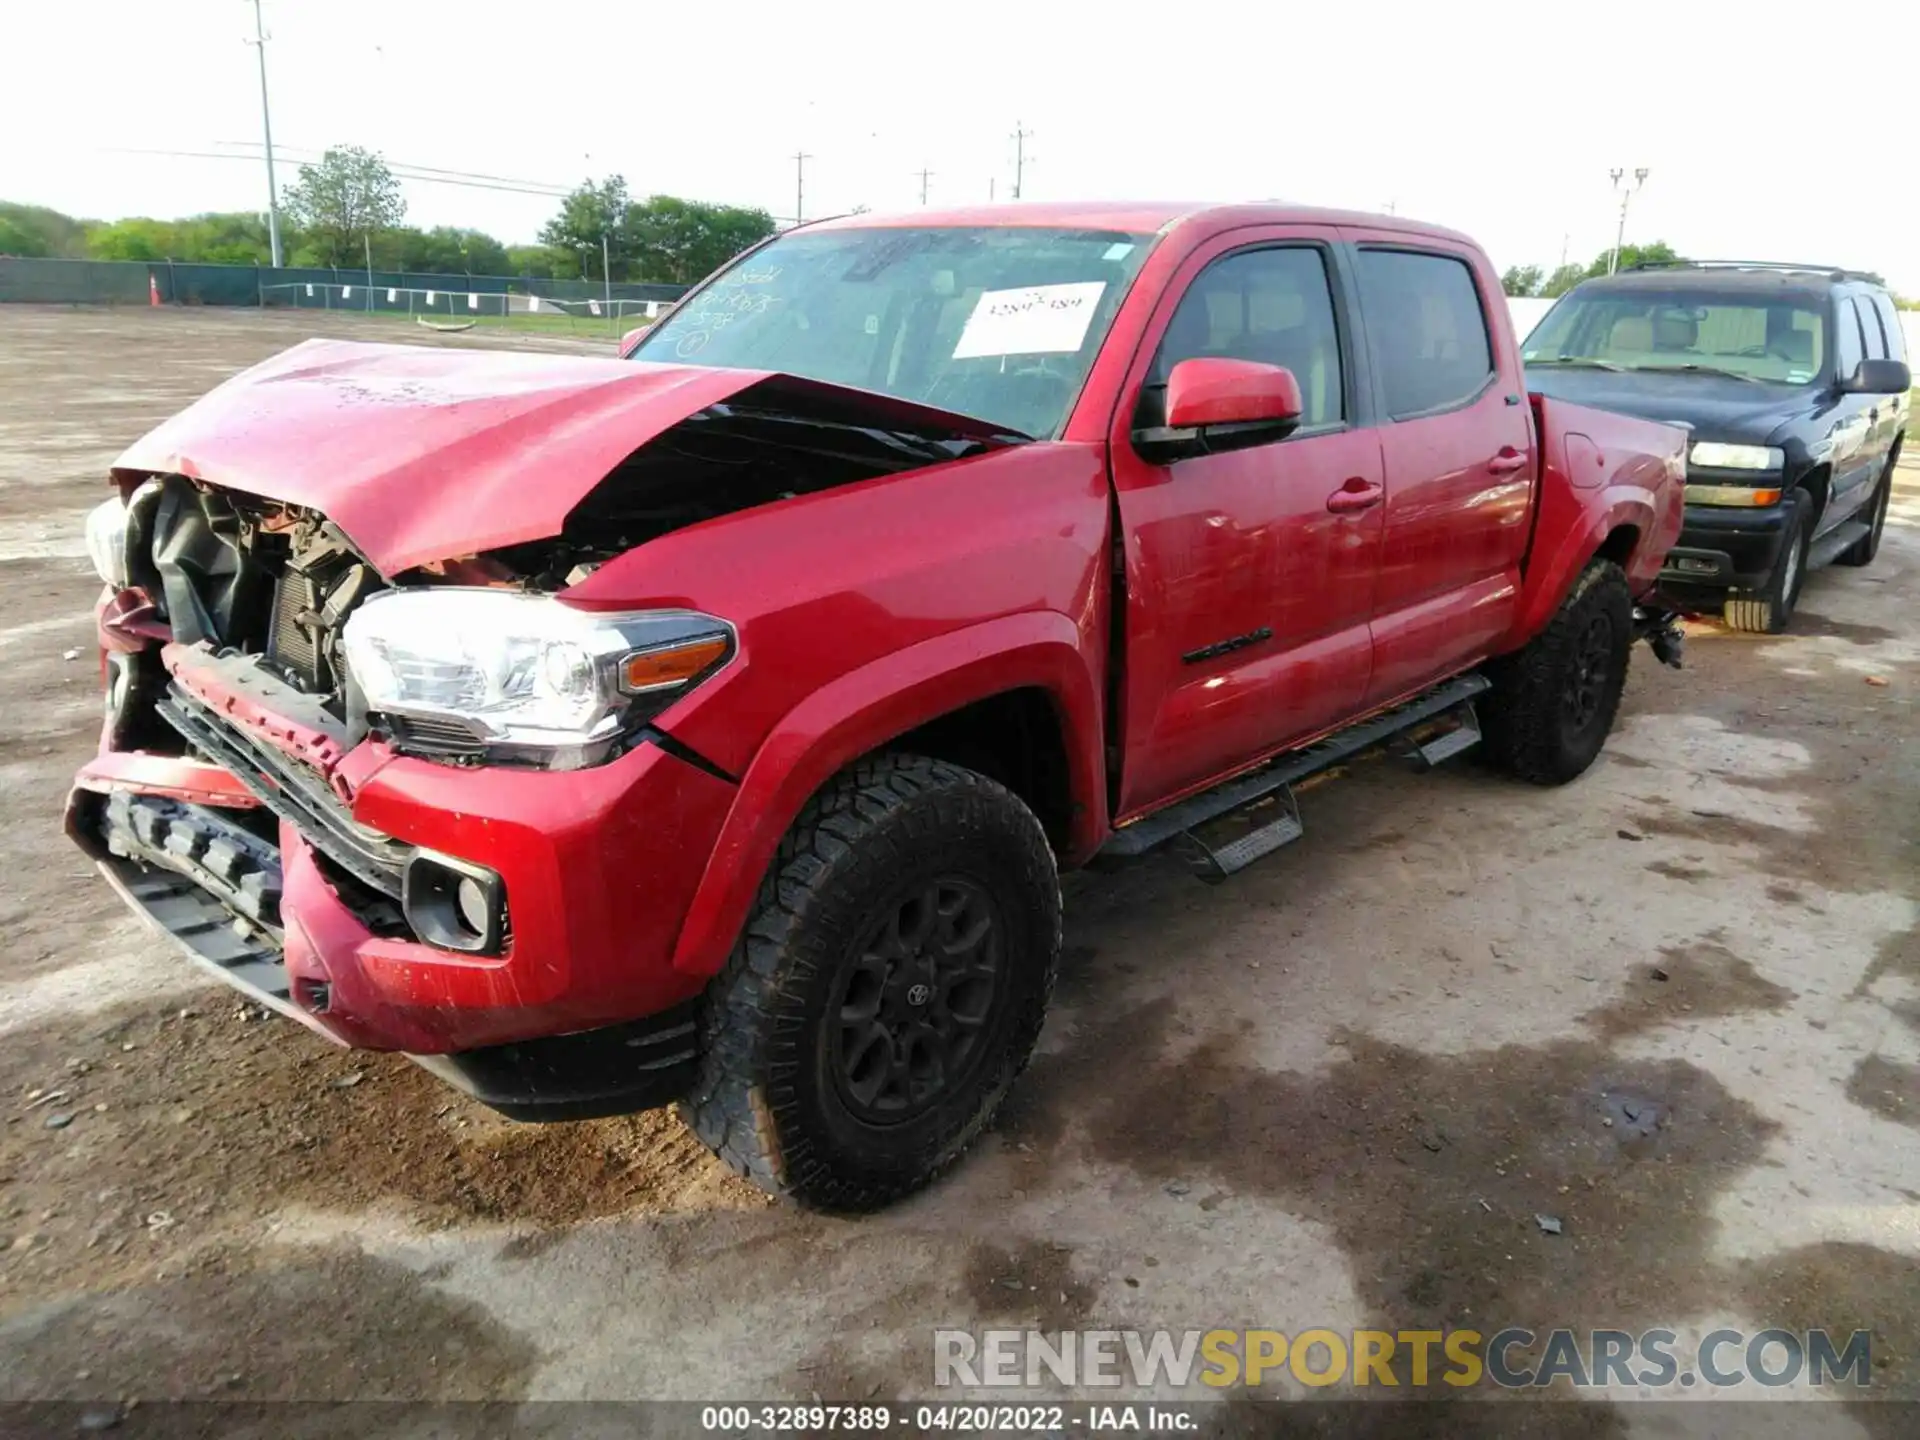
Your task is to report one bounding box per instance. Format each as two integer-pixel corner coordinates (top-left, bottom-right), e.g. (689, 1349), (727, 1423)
(1869, 293), (1907, 362)
(1356, 249), (1495, 418)
(1856, 296), (1889, 361)
(1834, 297), (1866, 379)
(1149, 246), (1345, 427)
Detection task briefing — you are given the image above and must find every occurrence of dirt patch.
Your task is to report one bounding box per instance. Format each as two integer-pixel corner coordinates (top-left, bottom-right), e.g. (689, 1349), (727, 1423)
(1583, 940), (1795, 1044)
(1856, 919), (1920, 1037)
(1791, 612), (1902, 645)
(1765, 882), (1812, 907)
(0, 1243), (538, 1403)
(1644, 859), (1712, 882)
(1017, 998), (1779, 1365)
(1845, 1054), (1919, 1129)
(0, 999), (766, 1308)
(962, 1238), (1096, 1332)
(1736, 1242), (1920, 1437)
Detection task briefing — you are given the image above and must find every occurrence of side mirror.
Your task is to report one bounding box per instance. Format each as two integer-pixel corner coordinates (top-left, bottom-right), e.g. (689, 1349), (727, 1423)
(1134, 358), (1304, 464)
(619, 325), (648, 357)
(1839, 357), (1911, 395)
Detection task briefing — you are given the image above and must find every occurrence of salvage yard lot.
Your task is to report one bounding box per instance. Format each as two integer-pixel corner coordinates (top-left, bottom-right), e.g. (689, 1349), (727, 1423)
(1, 305), (1917, 1430)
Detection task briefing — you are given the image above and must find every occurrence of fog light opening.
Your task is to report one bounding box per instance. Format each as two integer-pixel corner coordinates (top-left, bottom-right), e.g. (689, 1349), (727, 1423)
(401, 851), (506, 955)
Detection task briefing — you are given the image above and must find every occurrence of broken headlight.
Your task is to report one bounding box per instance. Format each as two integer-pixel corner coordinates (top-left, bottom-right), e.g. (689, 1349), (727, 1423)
(84, 496), (131, 588)
(340, 588), (732, 770)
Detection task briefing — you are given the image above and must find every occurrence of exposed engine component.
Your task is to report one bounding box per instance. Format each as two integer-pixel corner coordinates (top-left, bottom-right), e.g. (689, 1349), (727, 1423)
(131, 474), (384, 708)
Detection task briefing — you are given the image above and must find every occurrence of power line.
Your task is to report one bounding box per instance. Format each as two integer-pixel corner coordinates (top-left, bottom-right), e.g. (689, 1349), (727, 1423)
(107, 147), (574, 198)
(213, 141), (574, 195)
(1010, 121), (1034, 200)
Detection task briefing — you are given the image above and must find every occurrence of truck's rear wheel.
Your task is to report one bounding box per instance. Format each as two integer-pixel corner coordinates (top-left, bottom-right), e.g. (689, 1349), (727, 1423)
(683, 754), (1059, 1211)
(1481, 558), (1633, 786)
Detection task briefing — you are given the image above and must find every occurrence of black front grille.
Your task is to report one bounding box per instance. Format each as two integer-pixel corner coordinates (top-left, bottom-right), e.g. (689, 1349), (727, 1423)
(266, 571), (323, 690)
(157, 682), (410, 901)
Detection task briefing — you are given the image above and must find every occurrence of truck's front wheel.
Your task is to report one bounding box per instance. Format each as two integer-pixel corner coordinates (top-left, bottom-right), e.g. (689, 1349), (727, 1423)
(1481, 558), (1633, 786)
(683, 754), (1060, 1211)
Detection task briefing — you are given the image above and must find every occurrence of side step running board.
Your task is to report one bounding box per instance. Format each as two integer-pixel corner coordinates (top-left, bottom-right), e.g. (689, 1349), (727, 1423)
(1806, 519), (1871, 570)
(1411, 699), (1482, 769)
(1099, 672), (1491, 870)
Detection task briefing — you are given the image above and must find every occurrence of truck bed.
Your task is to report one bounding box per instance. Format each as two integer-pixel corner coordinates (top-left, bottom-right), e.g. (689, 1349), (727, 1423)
(1504, 393), (1688, 649)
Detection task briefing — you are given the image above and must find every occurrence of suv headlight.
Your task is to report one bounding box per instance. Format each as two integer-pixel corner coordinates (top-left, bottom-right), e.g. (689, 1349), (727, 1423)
(84, 496), (130, 588)
(1688, 442), (1783, 471)
(341, 588), (732, 770)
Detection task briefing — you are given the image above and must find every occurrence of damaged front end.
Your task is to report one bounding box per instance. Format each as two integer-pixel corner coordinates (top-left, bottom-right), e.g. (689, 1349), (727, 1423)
(68, 345), (1022, 1095)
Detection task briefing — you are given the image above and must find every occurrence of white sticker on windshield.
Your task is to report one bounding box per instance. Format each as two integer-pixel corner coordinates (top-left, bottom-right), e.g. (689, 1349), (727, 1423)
(1787, 369), (1811, 383)
(953, 282), (1106, 359)
(1102, 242), (1134, 261)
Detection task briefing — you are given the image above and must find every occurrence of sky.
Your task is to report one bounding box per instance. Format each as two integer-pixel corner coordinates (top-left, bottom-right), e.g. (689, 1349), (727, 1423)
(4, 0), (1917, 292)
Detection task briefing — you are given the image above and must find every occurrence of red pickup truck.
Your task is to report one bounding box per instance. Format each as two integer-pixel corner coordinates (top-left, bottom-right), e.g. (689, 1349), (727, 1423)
(68, 202), (1686, 1209)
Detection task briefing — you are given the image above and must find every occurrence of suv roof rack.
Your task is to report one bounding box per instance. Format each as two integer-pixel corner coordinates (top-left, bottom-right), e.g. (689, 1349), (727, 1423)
(1627, 259), (1884, 284)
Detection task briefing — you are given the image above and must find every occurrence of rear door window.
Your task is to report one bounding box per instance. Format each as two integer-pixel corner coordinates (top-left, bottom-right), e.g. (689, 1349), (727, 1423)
(1856, 297), (1889, 360)
(1869, 293), (1906, 362)
(1355, 250), (1495, 418)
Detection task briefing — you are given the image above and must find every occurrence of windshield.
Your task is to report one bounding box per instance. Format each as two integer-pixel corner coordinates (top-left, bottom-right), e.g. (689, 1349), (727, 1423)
(630, 226), (1155, 437)
(1523, 290), (1827, 385)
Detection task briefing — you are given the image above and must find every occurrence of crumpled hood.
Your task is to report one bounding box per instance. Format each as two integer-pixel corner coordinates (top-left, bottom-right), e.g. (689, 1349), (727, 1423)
(111, 339), (1009, 575)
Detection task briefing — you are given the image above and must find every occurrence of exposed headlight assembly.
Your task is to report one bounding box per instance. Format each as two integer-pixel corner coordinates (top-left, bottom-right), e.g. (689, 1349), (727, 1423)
(83, 496), (131, 588)
(1688, 442), (1783, 471)
(341, 588), (732, 770)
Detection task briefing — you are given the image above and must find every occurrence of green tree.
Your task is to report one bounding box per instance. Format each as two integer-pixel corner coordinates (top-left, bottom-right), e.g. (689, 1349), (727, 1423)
(283, 146), (406, 267)
(504, 243), (561, 278)
(0, 202), (90, 257)
(1584, 240), (1680, 279)
(622, 197), (775, 283)
(386, 225), (510, 275)
(85, 218), (178, 261)
(539, 176), (630, 278)
(1541, 262), (1586, 298)
(1501, 264), (1544, 298)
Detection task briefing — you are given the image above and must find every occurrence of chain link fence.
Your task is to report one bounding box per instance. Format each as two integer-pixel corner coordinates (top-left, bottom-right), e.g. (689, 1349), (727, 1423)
(0, 256), (686, 310)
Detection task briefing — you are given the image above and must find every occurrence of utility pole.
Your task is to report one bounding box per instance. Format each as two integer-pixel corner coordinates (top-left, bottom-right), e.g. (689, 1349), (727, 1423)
(602, 232), (612, 324)
(1607, 168), (1649, 275)
(793, 151), (811, 226)
(1010, 121), (1033, 200)
(915, 167), (933, 205)
(244, 0), (283, 266)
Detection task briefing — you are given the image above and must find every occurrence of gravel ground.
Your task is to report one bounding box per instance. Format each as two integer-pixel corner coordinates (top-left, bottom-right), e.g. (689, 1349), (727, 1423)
(0, 305), (1915, 1436)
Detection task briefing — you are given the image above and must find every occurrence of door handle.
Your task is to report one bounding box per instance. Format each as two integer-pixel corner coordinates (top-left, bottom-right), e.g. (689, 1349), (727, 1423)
(1486, 448), (1529, 475)
(1326, 478), (1384, 514)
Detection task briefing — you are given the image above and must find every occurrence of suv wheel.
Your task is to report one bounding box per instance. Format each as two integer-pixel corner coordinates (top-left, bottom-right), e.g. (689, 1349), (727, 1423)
(1481, 557), (1633, 786)
(1835, 458), (1896, 568)
(683, 753), (1060, 1211)
(1724, 491), (1809, 633)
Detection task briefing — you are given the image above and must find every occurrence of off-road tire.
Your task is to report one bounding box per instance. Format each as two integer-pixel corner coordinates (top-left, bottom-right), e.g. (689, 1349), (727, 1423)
(681, 754), (1060, 1211)
(1481, 558), (1633, 786)
(1724, 491), (1809, 633)
(1836, 453), (1897, 567)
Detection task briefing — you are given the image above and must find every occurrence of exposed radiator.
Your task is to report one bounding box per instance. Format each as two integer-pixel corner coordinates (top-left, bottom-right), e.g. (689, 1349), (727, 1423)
(266, 570), (322, 690)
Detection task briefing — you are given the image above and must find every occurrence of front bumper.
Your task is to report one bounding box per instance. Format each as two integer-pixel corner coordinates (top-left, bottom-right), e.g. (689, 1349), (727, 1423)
(1656, 498), (1794, 602)
(69, 649), (738, 1094)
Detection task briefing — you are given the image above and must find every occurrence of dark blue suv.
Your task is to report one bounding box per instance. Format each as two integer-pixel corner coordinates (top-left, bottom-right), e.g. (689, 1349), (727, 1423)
(1523, 262), (1909, 632)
